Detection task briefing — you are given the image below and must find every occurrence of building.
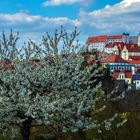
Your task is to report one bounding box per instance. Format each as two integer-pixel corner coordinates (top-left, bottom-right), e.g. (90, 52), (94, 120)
(100, 54), (135, 88)
(129, 36), (138, 44)
(129, 33), (140, 46)
(127, 60), (140, 73)
(87, 36), (107, 51)
(132, 74), (140, 90)
(87, 32), (140, 90)
(87, 33), (140, 52)
(104, 42), (140, 60)
(87, 34), (130, 51)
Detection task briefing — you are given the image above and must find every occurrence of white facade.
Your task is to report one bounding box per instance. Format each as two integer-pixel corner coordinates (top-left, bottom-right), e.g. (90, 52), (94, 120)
(108, 39), (122, 44)
(133, 80), (140, 90)
(104, 48), (114, 53)
(89, 42), (106, 51)
(88, 34), (130, 52)
(129, 52), (140, 56)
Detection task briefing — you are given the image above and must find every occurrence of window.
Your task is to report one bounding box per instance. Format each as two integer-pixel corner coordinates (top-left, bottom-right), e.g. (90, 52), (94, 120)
(120, 75), (124, 79)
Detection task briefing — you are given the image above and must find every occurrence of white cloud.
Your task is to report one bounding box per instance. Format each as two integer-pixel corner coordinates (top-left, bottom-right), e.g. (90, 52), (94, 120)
(0, 13), (81, 45)
(0, 0), (140, 44)
(43, 0), (85, 6)
(78, 0), (140, 36)
(121, 0), (140, 6)
(0, 13), (80, 30)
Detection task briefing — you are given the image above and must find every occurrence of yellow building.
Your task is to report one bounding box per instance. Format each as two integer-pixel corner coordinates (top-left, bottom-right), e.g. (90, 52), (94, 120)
(117, 72), (132, 84)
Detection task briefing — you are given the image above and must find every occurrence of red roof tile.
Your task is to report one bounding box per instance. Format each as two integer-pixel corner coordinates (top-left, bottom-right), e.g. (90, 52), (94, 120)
(113, 72), (132, 79)
(100, 54), (128, 63)
(127, 60), (140, 64)
(126, 44), (139, 52)
(105, 42), (139, 53)
(113, 72), (120, 79)
(87, 36), (107, 43)
(107, 35), (122, 40)
(127, 60), (140, 68)
(129, 56), (140, 60)
(87, 35), (123, 44)
(105, 44), (114, 48)
(125, 72), (132, 78)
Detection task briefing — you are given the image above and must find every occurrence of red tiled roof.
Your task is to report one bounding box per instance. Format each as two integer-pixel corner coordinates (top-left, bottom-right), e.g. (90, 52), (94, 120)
(100, 54), (128, 63)
(87, 36), (107, 43)
(105, 44), (114, 48)
(113, 72), (132, 79)
(105, 42), (139, 53)
(105, 42), (124, 50)
(126, 44), (139, 52)
(107, 35), (122, 40)
(116, 43), (139, 52)
(129, 56), (140, 60)
(125, 72), (132, 78)
(127, 60), (140, 68)
(113, 72), (120, 79)
(127, 60), (140, 64)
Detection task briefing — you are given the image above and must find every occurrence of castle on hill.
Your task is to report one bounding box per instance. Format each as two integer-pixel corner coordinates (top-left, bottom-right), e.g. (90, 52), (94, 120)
(86, 32), (140, 90)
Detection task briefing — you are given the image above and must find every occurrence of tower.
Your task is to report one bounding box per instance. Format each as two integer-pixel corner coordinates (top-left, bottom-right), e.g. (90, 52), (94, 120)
(121, 45), (129, 60)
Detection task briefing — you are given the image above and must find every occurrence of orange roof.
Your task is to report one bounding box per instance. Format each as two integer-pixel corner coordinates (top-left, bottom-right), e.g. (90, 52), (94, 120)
(105, 42), (124, 50)
(127, 60), (140, 64)
(113, 72), (120, 79)
(113, 72), (132, 79)
(105, 44), (114, 48)
(107, 35), (122, 40)
(116, 42), (139, 52)
(126, 44), (139, 52)
(87, 36), (107, 43)
(128, 60), (140, 68)
(100, 54), (128, 63)
(125, 72), (132, 78)
(87, 35), (123, 44)
(129, 56), (140, 60)
(105, 42), (139, 53)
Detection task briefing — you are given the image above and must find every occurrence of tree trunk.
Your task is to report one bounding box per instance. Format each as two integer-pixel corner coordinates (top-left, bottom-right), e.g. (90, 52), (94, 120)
(21, 117), (32, 140)
(72, 130), (86, 140)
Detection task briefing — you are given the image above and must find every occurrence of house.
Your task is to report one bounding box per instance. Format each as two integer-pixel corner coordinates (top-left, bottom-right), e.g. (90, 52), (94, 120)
(127, 60), (140, 73)
(132, 74), (140, 90)
(87, 34), (130, 51)
(87, 36), (107, 51)
(130, 32), (140, 46)
(104, 42), (140, 60)
(87, 32), (140, 52)
(87, 33), (140, 90)
(100, 54), (135, 88)
(113, 71), (132, 86)
(107, 34), (129, 44)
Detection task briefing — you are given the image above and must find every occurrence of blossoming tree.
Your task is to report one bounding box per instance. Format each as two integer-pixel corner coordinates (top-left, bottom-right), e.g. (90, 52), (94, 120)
(0, 28), (113, 140)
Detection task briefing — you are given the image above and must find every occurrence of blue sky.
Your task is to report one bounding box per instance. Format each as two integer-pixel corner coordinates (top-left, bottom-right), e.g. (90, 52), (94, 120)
(0, 0), (140, 44)
(0, 0), (121, 18)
